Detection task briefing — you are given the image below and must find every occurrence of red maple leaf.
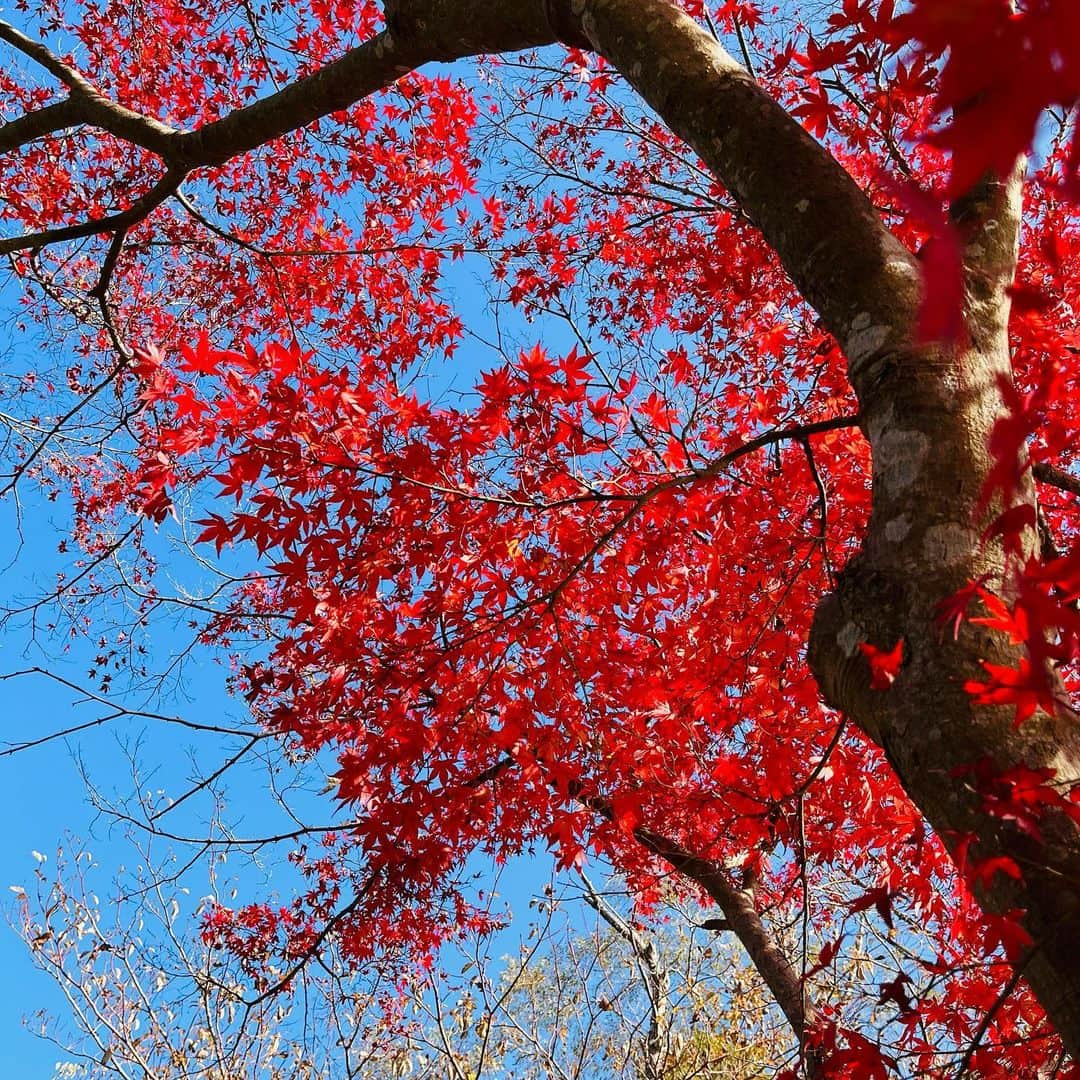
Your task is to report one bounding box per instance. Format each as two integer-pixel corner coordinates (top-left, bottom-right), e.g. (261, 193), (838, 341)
(859, 640), (905, 690)
(963, 658), (1058, 726)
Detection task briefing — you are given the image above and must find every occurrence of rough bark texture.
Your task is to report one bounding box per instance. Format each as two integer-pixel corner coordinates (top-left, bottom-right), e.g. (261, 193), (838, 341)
(3, 0), (1079, 1060)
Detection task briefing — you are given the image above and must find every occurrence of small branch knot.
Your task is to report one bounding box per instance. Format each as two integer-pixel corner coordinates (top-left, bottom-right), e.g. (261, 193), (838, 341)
(808, 556), (909, 748)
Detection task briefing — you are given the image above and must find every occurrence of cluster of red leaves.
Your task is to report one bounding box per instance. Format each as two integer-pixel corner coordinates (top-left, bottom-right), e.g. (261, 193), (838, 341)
(953, 758), (1080, 886)
(893, 0), (1080, 198)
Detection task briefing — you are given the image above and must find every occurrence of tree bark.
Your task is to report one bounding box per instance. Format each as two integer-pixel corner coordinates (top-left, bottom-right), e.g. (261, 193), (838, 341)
(807, 165), (1080, 1056)
(627, 820), (823, 1076)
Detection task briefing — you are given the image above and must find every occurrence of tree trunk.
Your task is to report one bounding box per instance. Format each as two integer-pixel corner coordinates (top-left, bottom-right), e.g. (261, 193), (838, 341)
(808, 166), (1080, 1056)
(566, 0), (1080, 1057)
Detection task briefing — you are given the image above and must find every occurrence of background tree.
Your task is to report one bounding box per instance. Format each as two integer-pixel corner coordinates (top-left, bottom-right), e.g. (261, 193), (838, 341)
(1, 0), (1079, 1073)
(12, 839), (791, 1079)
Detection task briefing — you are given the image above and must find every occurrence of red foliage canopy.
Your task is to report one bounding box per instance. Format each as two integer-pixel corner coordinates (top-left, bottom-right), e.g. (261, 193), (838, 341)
(1, 0), (1079, 1073)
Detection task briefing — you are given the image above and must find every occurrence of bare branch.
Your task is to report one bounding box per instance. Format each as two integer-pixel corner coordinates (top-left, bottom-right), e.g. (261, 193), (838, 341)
(1034, 461), (1080, 499)
(149, 736), (266, 822)
(0, 668), (259, 738)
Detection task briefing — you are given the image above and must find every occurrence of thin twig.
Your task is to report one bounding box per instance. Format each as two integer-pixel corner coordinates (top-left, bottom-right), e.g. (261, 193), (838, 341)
(953, 953), (1033, 1078)
(89, 227), (128, 298)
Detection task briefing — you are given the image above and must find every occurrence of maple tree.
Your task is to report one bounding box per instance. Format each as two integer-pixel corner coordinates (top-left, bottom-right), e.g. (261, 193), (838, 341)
(2, 0), (1080, 1073)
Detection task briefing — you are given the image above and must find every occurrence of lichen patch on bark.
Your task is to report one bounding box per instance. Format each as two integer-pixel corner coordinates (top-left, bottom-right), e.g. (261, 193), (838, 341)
(873, 429), (931, 496)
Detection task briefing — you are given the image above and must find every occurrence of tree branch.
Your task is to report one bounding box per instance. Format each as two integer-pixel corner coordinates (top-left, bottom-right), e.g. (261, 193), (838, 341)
(0, 170), (182, 256)
(170, 0), (580, 169)
(4, 0), (918, 367)
(0, 19), (178, 156)
(0, 19), (102, 95)
(629, 821), (819, 1072)
(449, 744), (821, 1071)
(0, 97), (82, 153)
(579, 872), (668, 1080)
(582, 795), (819, 1074)
(1034, 461), (1080, 500)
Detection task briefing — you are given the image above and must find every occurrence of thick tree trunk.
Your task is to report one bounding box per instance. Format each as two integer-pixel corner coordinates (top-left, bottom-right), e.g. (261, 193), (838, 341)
(807, 163), (1080, 1056)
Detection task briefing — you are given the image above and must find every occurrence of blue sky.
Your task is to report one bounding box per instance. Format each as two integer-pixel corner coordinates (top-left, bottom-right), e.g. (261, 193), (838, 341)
(0, 460), (263, 1072)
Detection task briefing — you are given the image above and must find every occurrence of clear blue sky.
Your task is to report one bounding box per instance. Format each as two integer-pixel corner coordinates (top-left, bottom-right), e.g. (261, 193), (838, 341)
(0, 457), (270, 1072)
